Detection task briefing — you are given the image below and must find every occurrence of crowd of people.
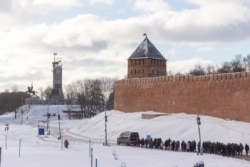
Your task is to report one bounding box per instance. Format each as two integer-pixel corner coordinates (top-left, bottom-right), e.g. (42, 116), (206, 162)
(202, 141), (249, 157)
(131, 137), (249, 157)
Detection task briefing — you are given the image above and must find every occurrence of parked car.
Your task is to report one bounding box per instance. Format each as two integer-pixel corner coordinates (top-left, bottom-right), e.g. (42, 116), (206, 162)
(117, 131), (140, 146)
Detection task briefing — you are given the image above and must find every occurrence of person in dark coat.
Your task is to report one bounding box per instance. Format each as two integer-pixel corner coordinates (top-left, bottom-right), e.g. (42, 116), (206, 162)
(64, 139), (69, 148)
(181, 140), (186, 152)
(245, 144), (249, 156)
(140, 138), (145, 148)
(239, 143), (244, 156)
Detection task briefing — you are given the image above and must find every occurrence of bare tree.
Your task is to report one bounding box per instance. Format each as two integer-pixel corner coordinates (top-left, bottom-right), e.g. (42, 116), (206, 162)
(64, 77), (116, 117)
(206, 65), (216, 75)
(75, 79), (86, 118)
(44, 86), (52, 100)
(243, 54), (250, 71)
(106, 90), (114, 110)
(38, 87), (44, 100)
(189, 64), (206, 76)
(231, 55), (245, 72)
(217, 55), (245, 73)
(85, 79), (104, 116)
(217, 61), (231, 73)
(0, 92), (28, 114)
(65, 82), (78, 105)
(99, 77), (116, 109)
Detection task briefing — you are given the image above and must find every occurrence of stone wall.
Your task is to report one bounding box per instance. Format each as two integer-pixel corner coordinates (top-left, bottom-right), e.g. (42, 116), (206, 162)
(114, 72), (250, 122)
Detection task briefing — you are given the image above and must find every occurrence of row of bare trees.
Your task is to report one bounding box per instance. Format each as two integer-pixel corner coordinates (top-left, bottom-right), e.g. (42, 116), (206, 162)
(0, 77), (116, 115)
(189, 55), (250, 76)
(0, 92), (29, 115)
(64, 77), (116, 117)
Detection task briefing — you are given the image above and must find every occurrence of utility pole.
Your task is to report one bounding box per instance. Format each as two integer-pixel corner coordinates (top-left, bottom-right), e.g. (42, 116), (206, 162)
(0, 147), (2, 167)
(46, 106), (50, 132)
(19, 139), (22, 157)
(103, 111), (109, 146)
(196, 114), (203, 155)
(58, 114), (61, 140)
(21, 109), (24, 124)
(90, 147), (93, 167)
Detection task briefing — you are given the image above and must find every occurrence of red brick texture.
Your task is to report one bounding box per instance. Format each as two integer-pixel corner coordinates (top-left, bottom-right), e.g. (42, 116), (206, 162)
(114, 72), (250, 122)
(127, 59), (167, 79)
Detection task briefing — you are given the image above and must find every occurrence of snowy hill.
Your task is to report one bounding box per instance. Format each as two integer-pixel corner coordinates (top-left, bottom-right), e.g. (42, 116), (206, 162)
(65, 110), (250, 144)
(0, 105), (250, 167)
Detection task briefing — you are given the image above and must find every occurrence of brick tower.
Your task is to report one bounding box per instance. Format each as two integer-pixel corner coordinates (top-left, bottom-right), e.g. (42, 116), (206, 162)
(127, 34), (167, 79)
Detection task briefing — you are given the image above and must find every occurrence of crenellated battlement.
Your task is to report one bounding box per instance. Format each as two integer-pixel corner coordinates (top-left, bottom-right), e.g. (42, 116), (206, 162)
(116, 71), (250, 85)
(114, 71), (250, 122)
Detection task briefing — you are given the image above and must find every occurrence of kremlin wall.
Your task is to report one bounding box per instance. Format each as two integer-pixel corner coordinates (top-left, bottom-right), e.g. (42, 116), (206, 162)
(114, 72), (250, 122)
(114, 35), (250, 122)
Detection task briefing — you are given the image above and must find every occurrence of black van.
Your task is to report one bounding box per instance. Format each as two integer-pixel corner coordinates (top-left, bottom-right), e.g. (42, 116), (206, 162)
(117, 131), (140, 146)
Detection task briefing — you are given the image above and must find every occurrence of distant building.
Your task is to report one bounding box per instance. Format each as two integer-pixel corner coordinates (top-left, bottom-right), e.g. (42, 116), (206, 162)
(51, 53), (64, 103)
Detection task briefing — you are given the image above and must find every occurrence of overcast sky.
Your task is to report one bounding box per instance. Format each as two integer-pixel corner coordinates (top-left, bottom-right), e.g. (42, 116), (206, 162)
(1, 0), (250, 92)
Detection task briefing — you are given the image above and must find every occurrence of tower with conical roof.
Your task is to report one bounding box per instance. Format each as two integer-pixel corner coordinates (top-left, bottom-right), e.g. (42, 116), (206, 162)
(127, 34), (167, 78)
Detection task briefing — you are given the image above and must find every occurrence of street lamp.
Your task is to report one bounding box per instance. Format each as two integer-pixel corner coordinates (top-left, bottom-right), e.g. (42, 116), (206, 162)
(21, 109), (24, 124)
(103, 111), (109, 146)
(58, 114), (61, 140)
(196, 114), (203, 155)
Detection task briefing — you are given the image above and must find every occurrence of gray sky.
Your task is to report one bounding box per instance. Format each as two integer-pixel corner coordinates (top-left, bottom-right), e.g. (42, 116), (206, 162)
(1, 0), (250, 92)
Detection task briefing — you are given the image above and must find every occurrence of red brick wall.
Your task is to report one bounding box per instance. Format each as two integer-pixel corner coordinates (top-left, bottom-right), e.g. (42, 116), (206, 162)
(128, 59), (167, 78)
(114, 72), (250, 122)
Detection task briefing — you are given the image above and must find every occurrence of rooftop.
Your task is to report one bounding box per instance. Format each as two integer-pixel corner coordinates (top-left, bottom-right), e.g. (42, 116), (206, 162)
(128, 34), (167, 60)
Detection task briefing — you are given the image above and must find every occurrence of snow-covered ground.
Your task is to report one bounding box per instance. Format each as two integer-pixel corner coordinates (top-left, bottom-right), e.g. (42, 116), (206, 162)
(0, 105), (249, 167)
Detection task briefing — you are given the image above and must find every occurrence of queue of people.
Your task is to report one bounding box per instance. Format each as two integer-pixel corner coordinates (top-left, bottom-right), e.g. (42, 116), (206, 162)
(130, 137), (249, 157)
(202, 141), (249, 157)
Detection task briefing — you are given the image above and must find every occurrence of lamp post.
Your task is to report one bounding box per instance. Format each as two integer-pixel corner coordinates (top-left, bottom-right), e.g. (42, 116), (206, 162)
(103, 111), (109, 146)
(58, 114), (61, 140)
(21, 109), (24, 124)
(196, 114), (203, 155)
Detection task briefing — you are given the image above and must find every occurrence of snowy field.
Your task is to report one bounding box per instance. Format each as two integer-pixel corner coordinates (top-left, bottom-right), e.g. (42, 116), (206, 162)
(0, 105), (249, 167)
